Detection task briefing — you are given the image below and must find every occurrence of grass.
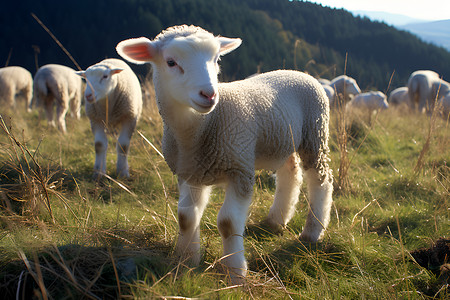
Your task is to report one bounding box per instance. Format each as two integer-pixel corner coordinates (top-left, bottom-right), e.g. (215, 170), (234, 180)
(0, 81), (448, 299)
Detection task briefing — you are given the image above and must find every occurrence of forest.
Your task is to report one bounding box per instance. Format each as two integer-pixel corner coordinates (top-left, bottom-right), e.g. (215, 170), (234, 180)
(2, 0), (450, 90)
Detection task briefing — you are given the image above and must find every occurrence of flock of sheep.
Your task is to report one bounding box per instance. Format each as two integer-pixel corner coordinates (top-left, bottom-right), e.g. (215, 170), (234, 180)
(0, 25), (448, 284)
(318, 72), (450, 117)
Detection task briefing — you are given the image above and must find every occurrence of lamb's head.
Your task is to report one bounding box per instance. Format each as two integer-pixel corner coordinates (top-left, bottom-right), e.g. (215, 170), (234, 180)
(116, 25), (242, 114)
(345, 77), (361, 96)
(76, 64), (123, 104)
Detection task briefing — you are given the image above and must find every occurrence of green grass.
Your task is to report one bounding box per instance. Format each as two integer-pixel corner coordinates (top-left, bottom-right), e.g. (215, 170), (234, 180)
(0, 93), (448, 299)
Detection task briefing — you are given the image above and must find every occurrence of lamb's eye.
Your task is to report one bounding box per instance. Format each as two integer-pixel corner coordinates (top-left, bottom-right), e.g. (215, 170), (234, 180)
(102, 74), (108, 79)
(167, 60), (177, 67)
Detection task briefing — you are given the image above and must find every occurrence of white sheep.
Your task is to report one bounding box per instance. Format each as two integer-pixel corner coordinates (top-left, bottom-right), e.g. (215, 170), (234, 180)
(431, 78), (450, 102)
(0, 66), (33, 112)
(322, 84), (335, 104)
(117, 25), (333, 283)
(438, 93), (450, 118)
(388, 87), (413, 109)
(347, 91), (388, 111)
(407, 70), (440, 113)
(33, 64), (84, 133)
(76, 58), (142, 179)
(329, 74), (361, 107)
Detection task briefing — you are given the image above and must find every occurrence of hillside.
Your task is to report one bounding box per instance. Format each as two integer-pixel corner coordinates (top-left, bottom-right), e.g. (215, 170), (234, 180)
(2, 0), (450, 90)
(400, 19), (450, 52)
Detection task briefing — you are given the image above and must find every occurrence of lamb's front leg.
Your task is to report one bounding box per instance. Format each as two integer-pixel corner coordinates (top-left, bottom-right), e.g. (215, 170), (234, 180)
(116, 119), (137, 178)
(176, 179), (212, 265)
(91, 122), (108, 179)
(217, 180), (253, 284)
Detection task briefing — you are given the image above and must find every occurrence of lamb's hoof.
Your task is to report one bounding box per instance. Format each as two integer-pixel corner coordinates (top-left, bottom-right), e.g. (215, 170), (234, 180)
(262, 218), (285, 235)
(299, 231), (321, 243)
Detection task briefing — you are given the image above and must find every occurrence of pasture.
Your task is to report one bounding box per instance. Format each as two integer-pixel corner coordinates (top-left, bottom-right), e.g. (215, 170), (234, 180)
(0, 79), (448, 299)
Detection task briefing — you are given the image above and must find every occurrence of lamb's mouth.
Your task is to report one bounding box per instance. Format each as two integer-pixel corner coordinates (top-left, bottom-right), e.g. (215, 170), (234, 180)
(191, 97), (217, 113)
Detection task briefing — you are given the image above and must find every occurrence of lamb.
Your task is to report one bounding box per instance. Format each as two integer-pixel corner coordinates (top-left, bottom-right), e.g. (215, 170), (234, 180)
(407, 70), (440, 113)
(322, 84), (335, 104)
(431, 78), (450, 102)
(0, 66), (33, 112)
(33, 64), (84, 133)
(388, 87), (413, 109)
(117, 25), (333, 283)
(347, 91), (388, 111)
(76, 58), (142, 179)
(329, 74), (361, 107)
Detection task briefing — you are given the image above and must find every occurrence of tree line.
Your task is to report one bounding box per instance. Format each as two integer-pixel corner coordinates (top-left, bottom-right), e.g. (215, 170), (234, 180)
(2, 0), (450, 90)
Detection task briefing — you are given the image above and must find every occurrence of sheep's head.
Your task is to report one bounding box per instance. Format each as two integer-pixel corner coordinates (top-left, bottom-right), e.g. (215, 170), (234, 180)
(345, 78), (361, 96)
(116, 25), (242, 114)
(76, 65), (123, 103)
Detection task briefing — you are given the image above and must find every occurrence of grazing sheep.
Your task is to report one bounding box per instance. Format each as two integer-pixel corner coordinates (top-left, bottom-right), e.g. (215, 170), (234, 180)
(0, 66), (33, 112)
(438, 93), (450, 118)
(317, 78), (331, 86)
(407, 70), (440, 113)
(322, 84), (335, 104)
(76, 58), (142, 179)
(117, 25), (333, 283)
(33, 64), (84, 133)
(431, 78), (450, 102)
(329, 75), (361, 107)
(347, 91), (388, 111)
(388, 87), (413, 109)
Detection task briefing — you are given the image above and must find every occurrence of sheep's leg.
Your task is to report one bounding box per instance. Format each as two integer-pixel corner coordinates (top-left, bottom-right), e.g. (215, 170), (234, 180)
(55, 95), (69, 133)
(70, 93), (81, 120)
(266, 153), (302, 231)
(44, 98), (56, 128)
(24, 86), (33, 113)
(300, 169), (333, 242)
(91, 122), (108, 179)
(218, 181), (253, 284)
(176, 179), (212, 265)
(116, 119), (136, 178)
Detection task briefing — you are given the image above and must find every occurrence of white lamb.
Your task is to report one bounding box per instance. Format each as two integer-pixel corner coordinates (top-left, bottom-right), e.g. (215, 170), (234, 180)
(33, 64), (84, 133)
(347, 91), (388, 111)
(0, 66), (33, 112)
(407, 70), (440, 113)
(76, 58), (142, 179)
(329, 74), (361, 107)
(431, 78), (450, 102)
(117, 25), (333, 283)
(388, 87), (412, 109)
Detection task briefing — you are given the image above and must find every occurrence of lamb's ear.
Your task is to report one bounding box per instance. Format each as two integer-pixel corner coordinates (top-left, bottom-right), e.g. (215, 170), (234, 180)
(75, 70), (86, 78)
(116, 37), (157, 64)
(110, 68), (124, 75)
(217, 37), (242, 56)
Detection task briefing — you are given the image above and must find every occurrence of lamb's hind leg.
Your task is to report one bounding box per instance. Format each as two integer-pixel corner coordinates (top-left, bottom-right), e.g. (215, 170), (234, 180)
(266, 152), (302, 231)
(300, 168), (333, 242)
(176, 179), (212, 265)
(116, 119), (137, 178)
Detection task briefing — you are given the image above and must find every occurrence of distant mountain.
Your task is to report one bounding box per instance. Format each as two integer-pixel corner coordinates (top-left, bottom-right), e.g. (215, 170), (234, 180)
(400, 20), (450, 51)
(351, 10), (450, 51)
(351, 10), (428, 26)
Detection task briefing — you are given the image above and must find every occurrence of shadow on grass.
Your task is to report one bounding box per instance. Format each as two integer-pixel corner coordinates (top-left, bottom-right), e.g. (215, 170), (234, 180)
(0, 236), (173, 299)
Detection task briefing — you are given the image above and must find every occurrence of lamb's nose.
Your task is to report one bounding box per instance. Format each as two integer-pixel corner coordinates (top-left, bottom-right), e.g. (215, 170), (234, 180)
(199, 90), (216, 101)
(86, 93), (94, 102)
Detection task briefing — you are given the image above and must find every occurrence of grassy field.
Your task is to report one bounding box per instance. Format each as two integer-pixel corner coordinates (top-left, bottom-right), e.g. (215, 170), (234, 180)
(0, 83), (448, 299)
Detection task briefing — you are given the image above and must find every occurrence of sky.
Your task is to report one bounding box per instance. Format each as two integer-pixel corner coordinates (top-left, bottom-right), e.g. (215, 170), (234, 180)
(305, 0), (450, 21)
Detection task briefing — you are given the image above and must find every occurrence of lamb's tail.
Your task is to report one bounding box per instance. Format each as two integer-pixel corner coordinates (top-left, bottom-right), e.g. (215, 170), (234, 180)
(408, 77), (420, 107)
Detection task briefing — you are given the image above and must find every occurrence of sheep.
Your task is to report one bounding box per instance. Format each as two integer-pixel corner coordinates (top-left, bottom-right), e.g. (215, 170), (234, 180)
(76, 58), (142, 179)
(329, 75), (361, 107)
(438, 93), (450, 118)
(347, 91), (388, 111)
(431, 78), (450, 102)
(388, 87), (413, 110)
(33, 64), (84, 133)
(116, 25), (333, 283)
(346, 91), (388, 123)
(407, 70), (440, 113)
(322, 84), (335, 104)
(0, 66), (33, 112)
